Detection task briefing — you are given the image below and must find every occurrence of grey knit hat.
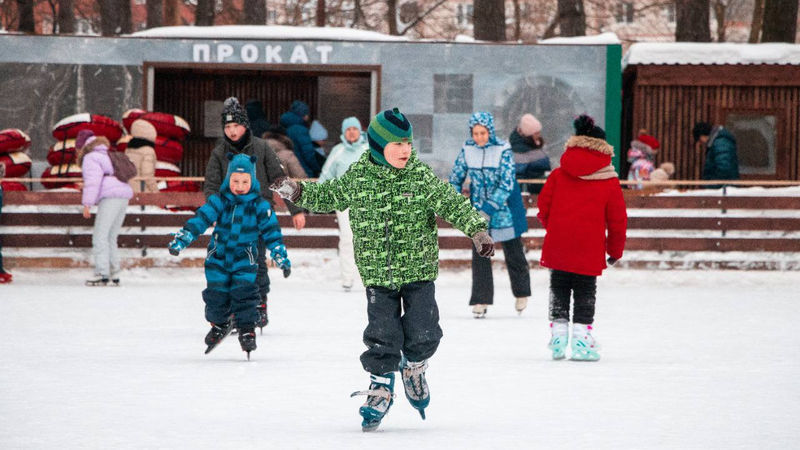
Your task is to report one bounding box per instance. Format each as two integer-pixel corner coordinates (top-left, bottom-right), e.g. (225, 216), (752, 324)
(221, 97), (250, 129)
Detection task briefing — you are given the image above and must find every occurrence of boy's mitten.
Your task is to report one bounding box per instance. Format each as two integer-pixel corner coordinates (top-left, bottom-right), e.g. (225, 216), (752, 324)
(607, 256), (618, 266)
(270, 177), (302, 203)
(472, 231), (495, 258)
(168, 229), (194, 256)
(270, 244), (292, 278)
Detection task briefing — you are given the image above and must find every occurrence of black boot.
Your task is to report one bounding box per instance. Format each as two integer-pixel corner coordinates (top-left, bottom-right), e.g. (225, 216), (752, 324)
(256, 296), (268, 332)
(238, 327), (257, 359)
(204, 318), (233, 354)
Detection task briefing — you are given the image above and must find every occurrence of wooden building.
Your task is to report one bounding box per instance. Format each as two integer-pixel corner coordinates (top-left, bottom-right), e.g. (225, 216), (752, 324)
(622, 43), (800, 181)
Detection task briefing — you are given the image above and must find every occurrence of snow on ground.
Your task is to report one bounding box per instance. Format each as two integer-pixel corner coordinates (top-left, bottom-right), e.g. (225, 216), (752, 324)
(1, 264), (799, 449)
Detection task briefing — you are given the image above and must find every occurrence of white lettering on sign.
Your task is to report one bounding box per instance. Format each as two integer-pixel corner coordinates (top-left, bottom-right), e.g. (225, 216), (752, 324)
(217, 44), (234, 62)
(241, 44), (259, 63)
(191, 43), (334, 64)
(289, 45), (309, 64)
(265, 45), (282, 63)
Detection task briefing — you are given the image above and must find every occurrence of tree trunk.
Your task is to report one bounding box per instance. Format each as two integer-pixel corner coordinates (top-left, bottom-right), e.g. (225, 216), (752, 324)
(243, 0), (266, 24)
(474, 0), (506, 41)
(713, 0), (726, 42)
(119, 0), (132, 34)
(147, 0), (163, 28)
(163, 0), (180, 26)
(512, 0), (521, 41)
(57, 0), (75, 33)
(676, 0), (711, 42)
(556, 0), (585, 36)
(195, 0), (214, 26)
(761, 0), (799, 42)
(386, 0), (398, 35)
(749, 0), (764, 42)
(316, 0), (325, 26)
(99, 0), (120, 35)
(16, 0), (35, 33)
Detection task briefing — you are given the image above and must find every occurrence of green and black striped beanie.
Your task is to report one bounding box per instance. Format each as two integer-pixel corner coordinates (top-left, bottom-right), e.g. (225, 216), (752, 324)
(367, 108), (413, 167)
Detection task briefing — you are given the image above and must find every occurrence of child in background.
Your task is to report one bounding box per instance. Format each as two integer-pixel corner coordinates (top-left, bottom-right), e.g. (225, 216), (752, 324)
(0, 162), (12, 284)
(537, 115), (627, 361)
(169, 153), (291, 359)
(627, 132), (660, 189)
(271, 108), (493, 432)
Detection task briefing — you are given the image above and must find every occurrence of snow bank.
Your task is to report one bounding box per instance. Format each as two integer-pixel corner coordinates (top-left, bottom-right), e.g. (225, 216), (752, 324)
(131, 25), (407, 42)
(624, 42), (800, 66)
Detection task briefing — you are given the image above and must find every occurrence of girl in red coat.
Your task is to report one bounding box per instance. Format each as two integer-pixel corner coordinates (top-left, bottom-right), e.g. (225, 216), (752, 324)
(537, 115), (627, 361)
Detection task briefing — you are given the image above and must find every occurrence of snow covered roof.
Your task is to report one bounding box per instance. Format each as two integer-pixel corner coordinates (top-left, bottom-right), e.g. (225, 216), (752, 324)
(131, 25), (407, 42)
(625, 42), (800, 66)
(538, 32), (620, 45)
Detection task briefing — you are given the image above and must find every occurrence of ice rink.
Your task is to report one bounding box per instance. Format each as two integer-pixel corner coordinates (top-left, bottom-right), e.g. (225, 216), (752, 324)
(1, 264), (798, 449)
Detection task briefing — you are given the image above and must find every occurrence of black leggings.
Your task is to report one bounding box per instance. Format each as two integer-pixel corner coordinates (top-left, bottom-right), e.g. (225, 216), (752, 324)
(470, 236), (531, 305)
(548, 269), (597, 324)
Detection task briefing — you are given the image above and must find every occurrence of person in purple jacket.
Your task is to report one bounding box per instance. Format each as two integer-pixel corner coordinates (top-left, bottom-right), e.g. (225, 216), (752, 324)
(77, 131), (134, 286)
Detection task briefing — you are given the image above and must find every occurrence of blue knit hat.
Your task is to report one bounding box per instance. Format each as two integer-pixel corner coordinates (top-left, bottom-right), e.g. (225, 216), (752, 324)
(367, 108), (413, 167)
(289, 100), (310, 118)
(341, 116), (362, 134)
(221, 152), (259, 195)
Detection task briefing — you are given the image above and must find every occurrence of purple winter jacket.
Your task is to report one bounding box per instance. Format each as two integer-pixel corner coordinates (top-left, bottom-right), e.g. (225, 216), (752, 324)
(81, 140), (134, 207)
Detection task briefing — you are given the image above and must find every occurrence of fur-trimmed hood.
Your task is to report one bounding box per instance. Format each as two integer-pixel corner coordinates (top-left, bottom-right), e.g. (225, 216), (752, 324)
(560, 135), (616, 179)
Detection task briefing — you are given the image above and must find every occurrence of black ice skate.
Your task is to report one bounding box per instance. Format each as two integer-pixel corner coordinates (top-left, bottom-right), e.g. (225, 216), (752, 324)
(256, 297), (268, 333)
(238, 327), (257, 360)
(399, 357), (430, 419)
(204, 318), (233, 354)
(85, 275), (109, 287)
(350, 373), (395, 432)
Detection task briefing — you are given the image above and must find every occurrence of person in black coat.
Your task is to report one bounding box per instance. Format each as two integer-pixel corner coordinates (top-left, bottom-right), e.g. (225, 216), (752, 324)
(246, 99), (271, 141)
(693, 121), (740, 188)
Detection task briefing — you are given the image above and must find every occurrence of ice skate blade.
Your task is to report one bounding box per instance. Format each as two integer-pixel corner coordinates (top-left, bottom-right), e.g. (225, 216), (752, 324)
(417, 409), (426, 420)
(570, 352), (600, 362)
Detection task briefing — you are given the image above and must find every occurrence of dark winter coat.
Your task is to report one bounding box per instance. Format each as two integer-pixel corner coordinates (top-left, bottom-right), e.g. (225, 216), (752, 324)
(280, 111), (320, 177)
(702, 127), (740, 182)
(245, 100), (271, 140)
(203, 133), (302, 215)
(537, 135), (627, 276)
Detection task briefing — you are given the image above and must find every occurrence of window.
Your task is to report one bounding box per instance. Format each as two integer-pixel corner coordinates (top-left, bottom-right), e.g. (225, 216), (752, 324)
(615, 2), (634, 24)
(664, 3), (676, 23)
(725, 113), (778, 176)
(434, 74), (473, 113)
(456, 3), (473, 26)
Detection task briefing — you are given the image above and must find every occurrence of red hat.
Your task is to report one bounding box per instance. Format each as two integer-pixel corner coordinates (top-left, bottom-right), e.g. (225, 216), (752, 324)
(637, 133), (660, 150)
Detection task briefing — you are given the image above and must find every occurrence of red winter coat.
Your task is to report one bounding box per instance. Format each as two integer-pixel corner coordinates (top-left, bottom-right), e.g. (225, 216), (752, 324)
(537, 135), (627, 276)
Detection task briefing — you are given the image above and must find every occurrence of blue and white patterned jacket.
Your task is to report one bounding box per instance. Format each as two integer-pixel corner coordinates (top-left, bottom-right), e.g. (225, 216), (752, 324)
(449, 112), (518, 242)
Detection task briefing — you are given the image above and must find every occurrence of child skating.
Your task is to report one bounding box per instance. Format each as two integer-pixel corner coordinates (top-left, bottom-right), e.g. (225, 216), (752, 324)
(537, 115), (627, 361)
(168, 153), (291, 359)
(271, 108), (494, 431)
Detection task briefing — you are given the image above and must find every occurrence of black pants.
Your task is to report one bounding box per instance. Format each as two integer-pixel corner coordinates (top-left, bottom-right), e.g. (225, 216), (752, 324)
(548, 269), (597, 324)
(470, 236), (531, 305)
(256, 239), (270, 300)
(360, 281), (443, 375)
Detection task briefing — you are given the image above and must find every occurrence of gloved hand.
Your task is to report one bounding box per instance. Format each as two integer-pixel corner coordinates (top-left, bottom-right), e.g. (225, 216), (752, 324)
(607, 256), (618, 266)
(168, 229), (194, 256)
(270, 244), (292, 278)
(472, 231), (495, 258)
(269, 177), (302, 203)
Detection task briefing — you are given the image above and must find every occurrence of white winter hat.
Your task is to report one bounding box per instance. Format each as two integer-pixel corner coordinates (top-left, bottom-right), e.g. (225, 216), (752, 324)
(518, 114), (542, 136)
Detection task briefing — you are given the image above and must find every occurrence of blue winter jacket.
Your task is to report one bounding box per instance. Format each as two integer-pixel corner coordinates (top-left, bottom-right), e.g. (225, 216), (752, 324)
(280, 111), (320, 177)
(181, 154), (285, 269)
(703, 126), (740, 182)
(449, 112), (528, 242)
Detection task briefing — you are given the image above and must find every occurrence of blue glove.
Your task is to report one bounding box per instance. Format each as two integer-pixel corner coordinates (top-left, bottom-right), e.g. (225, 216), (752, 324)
(168, 229), (195, 256)
(270, 244), (291, 278)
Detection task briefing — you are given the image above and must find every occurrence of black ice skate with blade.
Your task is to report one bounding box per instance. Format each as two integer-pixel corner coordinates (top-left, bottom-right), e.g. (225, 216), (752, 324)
(238, 327), (257, 360)
(204, 318), (233, 354)
(85, 275), (109, 287)
(256, 298), (268, 333)
(350, 373), (395, 432)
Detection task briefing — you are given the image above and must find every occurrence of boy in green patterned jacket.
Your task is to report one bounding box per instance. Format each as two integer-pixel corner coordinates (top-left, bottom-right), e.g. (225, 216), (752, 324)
(271, 108), (494, 432)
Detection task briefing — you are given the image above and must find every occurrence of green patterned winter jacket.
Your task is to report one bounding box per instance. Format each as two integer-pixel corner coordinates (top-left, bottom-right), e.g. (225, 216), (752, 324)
(297, 151), (487, 289)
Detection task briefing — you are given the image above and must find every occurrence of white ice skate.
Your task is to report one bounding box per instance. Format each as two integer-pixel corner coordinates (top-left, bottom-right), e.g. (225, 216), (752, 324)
(515, 297), (528, 315)
(472, 304), (487, 319)
(547, 319), (569, 360)
(570, 323), (600, 361)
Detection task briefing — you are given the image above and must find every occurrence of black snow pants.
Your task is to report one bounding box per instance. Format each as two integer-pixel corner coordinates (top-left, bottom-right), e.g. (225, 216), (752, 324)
(548, 269), (597, 324)
(470, 236), (531, 305)
(256, 239), (270, 300)
(360, 281), (443, 375)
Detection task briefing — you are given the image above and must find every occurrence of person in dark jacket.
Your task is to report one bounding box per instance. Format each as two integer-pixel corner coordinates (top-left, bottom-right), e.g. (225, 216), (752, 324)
(537, 115), (627, 362)
(245, 99), (271, 140)
(169, 153), (290, 357)
(204, 97), (306, 329)
(279, 100), (321, 177)
(509, 113), (550, 194)
(693, 121), (740, 186)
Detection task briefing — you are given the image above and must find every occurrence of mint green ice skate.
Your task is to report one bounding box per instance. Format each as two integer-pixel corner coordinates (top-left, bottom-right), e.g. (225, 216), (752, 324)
(570, 323), (600, 361)
(548, 320), (569, 360)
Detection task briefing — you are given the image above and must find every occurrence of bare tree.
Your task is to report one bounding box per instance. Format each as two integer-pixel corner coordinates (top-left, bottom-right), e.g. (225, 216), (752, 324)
(556, 0), (585, 36)
(749, 0), (765, 42)
(163, 0), (180, 26)
(386, 0), (398, 34)
(99, 0), (120, 35)
(148, 0), (163, 28)
(761, 0), (798, 42)
(474, 0), (506, 41)
(676, 0), (711, 41)
(397, 0), (448, 36)
(316, 0), (325, 26)
(195, 0), (213, 26)
(120, 0), (132, 33)
(16, 0), (35, 32)
(243, 0), (266, 24)
(712, 0), (726, 41)
(512, 0), (521, 41)
(58, 0), (75, 33)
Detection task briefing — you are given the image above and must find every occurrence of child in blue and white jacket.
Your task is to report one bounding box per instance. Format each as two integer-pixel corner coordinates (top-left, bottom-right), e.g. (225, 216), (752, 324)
(449, 112), (531, 318)
(169, 153), (290, 357)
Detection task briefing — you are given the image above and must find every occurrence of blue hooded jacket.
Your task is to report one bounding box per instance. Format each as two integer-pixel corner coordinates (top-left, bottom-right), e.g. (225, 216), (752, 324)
(279, 101), (320, 177)
(181, 153), (285, 268)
